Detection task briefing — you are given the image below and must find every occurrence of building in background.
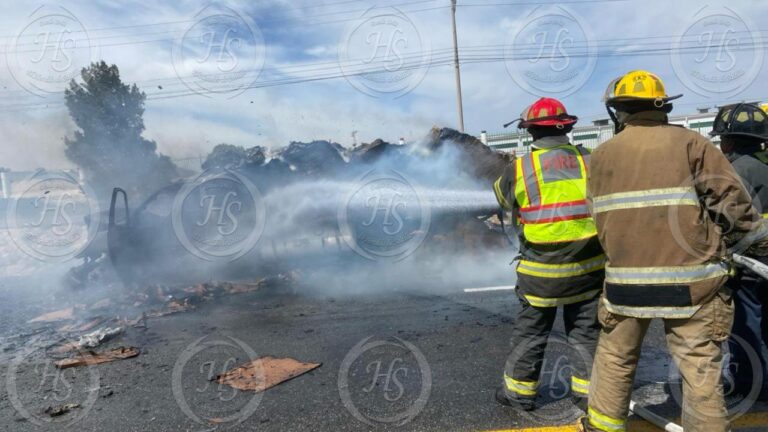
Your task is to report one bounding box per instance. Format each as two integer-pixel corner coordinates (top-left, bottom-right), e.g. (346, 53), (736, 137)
(482, 107), (727, 155)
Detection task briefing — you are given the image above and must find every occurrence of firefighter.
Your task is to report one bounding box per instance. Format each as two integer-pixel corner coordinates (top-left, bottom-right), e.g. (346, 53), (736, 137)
(581, 70), (768, 432)
(493, 97), (605, 411)
(710, 103), (768, 399)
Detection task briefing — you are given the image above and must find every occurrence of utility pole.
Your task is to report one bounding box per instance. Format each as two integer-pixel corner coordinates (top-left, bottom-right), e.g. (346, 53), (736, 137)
(450, 0), (465, 132)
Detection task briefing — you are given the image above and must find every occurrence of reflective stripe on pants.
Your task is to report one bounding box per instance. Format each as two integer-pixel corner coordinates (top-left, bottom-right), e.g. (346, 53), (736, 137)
(571, 376), (590, 396)
(505, 293), (599, 400)
(518, 255), (606, 279)
(588, 407), (625, 432)
(589, 293), (733, 432)
(504, 375), (537, 396)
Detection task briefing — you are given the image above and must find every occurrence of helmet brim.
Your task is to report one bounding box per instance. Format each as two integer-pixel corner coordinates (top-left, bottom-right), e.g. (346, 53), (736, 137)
(519, 115), (578, 129)
(605, 94), (683, 105)
(710, 131), (768, 141)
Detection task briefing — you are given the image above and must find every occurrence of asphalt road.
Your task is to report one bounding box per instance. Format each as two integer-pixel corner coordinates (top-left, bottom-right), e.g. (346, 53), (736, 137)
(0, 285), (765, 431)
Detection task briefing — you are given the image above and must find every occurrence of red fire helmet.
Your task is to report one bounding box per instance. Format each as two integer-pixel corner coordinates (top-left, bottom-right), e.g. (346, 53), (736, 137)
(514, 97), (578, 129)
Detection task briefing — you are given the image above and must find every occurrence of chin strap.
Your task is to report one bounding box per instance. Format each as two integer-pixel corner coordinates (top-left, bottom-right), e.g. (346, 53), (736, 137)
(606, 104), (624, 134)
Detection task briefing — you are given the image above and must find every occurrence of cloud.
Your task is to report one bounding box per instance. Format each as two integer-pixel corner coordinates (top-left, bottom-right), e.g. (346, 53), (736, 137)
(0, 0), (766, 172)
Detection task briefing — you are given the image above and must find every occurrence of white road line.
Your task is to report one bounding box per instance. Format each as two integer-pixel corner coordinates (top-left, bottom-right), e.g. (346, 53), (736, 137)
(463, 285), (516, 293)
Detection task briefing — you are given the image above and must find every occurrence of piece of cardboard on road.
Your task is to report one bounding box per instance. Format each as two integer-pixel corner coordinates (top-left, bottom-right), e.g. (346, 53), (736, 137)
(216, 356), (321, 392)
(55, 346), (140, 369)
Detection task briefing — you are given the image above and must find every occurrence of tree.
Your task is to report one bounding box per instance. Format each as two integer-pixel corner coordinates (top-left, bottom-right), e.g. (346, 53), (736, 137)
(64, 61), (177, 201)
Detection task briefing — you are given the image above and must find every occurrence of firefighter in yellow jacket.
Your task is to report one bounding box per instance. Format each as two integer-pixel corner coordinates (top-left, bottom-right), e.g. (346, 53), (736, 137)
(582, 70), (768, 432)
(493, 97), (605, 411)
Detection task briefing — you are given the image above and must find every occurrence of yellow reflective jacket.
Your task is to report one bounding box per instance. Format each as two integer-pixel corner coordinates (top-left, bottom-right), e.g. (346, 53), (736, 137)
(494, 141), (604, 307)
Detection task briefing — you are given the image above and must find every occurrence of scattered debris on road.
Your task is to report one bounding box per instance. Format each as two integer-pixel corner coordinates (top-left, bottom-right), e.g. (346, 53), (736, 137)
(55, 346), (140, 369)
(44, 403), (81, 417)
(77, 326), (123, 349)
(58, 317), (106, 333)
(216, 356), (321, 392)
(29, 307), (76, 323)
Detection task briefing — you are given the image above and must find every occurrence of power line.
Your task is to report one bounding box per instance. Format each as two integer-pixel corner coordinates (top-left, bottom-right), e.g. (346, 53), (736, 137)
(2, 38), (765, 112)
(2, 30), (765, 100)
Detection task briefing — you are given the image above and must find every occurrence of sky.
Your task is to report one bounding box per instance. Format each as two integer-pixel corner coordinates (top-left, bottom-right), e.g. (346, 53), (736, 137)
(0, 0), (767, 170)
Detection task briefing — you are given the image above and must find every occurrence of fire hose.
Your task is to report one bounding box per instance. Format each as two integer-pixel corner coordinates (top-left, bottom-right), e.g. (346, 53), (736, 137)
(629, 400), (683, 432)
(627, 253), (768, 431)
(732, 253), (768, 281)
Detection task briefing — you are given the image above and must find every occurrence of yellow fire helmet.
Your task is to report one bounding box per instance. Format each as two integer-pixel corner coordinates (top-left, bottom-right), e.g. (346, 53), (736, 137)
(602, 70), (683, 107)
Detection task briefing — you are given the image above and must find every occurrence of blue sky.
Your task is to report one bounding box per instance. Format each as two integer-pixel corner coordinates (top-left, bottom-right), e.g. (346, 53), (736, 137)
(0, 0), (767, 169)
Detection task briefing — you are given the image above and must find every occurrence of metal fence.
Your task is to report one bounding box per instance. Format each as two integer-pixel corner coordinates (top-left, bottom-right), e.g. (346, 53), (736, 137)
(484, 126), (610, 156)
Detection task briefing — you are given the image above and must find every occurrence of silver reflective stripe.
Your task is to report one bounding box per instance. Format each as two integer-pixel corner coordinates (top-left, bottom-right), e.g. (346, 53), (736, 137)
(519, 202), (591, 223)
(520, 154), (541, 207)
(588, 407), (626, 432)
(603, 298), (701, 319)
(592, 187), (699, 213)
(605, 262), (729, 284)
(571, 376), (590, 395)
(504, 375), (537, 396)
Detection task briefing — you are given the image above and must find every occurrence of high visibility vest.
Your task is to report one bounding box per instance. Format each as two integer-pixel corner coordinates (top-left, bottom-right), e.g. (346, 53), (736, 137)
(513, 145), (597, 244)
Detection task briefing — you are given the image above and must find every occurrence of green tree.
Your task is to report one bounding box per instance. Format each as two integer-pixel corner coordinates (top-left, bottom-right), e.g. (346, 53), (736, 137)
(64, 61), (177, 201)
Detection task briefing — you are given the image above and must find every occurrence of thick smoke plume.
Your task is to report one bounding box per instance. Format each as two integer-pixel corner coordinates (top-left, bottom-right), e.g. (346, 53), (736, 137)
(107, 128), (516, 296)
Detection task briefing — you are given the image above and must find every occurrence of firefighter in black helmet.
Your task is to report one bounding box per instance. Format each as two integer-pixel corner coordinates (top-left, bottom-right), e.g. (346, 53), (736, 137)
(710, 103), (768, 399)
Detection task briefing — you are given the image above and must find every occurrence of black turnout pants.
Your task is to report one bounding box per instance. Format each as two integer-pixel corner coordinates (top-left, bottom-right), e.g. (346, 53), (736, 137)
(503, 294), (600, 400)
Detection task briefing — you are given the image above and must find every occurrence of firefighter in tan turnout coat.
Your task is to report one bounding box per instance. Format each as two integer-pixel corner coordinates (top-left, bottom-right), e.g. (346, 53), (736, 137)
(581, 70), (768, 432)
